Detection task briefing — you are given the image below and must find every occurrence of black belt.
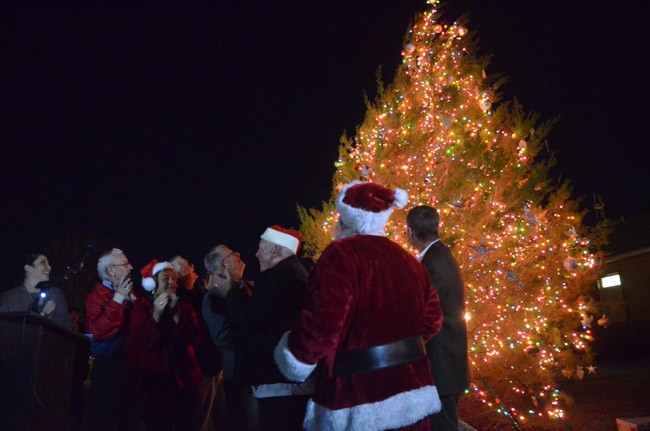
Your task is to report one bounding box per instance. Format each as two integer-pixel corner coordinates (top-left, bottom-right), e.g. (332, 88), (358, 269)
(333, 336), (426, 376)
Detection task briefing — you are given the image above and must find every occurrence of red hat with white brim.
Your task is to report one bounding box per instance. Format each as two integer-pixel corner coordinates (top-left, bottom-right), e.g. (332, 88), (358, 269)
(140, 260), (173, 292)
(260, 225), (302, 254)
(336, 180), (408, 236)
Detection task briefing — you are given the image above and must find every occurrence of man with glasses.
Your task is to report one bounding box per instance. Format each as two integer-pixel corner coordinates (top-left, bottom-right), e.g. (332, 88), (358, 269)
(86, 248), (140, 431)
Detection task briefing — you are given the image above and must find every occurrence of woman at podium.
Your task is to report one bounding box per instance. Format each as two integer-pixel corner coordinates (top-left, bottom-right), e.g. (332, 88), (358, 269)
(0, 252), (72, 330)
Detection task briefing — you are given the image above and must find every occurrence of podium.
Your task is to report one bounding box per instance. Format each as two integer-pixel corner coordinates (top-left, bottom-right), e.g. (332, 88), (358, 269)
(0, 312), (90, 431)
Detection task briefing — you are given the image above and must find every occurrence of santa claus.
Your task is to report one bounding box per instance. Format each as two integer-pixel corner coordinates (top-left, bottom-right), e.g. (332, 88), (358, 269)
(274, 181), (444, 430)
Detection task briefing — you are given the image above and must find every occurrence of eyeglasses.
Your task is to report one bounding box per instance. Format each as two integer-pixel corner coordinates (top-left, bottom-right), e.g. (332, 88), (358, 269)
(220, 251), (239, 266)
(111, 261), (131, 267)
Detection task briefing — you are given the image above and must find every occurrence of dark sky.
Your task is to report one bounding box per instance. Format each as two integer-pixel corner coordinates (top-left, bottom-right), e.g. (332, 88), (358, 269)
(2, 1), (649, 281)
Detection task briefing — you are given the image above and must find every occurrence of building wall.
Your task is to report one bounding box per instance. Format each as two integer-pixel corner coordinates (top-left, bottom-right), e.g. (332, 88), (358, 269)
(594, 251), (650, 358)
(602, 251), (650, 322)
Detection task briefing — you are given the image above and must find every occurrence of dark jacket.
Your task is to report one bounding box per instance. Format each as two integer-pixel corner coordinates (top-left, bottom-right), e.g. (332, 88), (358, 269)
(178, 284), (223, 376)
(227, 255), (308, 386)
(0, 284), (72, 331)
(420, 240), (470, 395)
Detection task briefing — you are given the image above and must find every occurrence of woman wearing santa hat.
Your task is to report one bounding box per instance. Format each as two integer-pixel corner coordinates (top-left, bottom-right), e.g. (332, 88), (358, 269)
(126, 260), (205, 431)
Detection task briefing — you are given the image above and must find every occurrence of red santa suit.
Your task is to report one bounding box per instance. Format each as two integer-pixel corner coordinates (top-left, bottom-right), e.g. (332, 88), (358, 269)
(275, 181), (444, 431)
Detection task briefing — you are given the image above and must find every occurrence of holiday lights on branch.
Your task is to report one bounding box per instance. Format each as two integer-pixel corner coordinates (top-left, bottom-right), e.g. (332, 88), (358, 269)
(298, 2), (606, 427)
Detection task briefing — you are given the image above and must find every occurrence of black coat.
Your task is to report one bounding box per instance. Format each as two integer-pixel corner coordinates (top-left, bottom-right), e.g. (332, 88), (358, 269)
(226, 255), (308, 386)
(420, 240), (470, 395)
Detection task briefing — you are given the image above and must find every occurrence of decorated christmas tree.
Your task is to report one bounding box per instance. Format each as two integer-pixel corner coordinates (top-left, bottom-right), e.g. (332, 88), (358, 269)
(299, 2), (605, 427)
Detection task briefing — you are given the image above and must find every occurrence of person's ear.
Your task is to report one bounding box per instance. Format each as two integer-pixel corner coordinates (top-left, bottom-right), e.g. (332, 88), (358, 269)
(24, 264), (32, 274)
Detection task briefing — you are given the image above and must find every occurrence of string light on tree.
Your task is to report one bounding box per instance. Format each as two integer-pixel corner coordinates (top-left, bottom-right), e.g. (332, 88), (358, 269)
(298, 1), (605, 427)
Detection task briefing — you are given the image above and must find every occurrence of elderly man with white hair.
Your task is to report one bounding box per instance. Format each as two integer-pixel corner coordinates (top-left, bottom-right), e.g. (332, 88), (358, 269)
(213, 225), (311, 431)
(85, 248), (140, 431)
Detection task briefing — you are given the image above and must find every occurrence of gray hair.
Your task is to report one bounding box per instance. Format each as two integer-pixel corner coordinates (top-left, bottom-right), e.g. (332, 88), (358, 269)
(203, 245), (231, 275)
(97, 248), (124, 281)
(169, 255), (183, 274)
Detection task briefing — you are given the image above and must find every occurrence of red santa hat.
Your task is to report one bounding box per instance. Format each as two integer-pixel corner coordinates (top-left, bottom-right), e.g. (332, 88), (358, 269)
(140, 259), (173, 292)
(336, 180), (408, 236)
(260, 225), (302, 254)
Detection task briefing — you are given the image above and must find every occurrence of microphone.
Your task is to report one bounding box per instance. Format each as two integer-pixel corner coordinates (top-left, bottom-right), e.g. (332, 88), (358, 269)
(56, 241), (99, 282)
(31, 282), (51, 313)
(37, 292), (48, 311)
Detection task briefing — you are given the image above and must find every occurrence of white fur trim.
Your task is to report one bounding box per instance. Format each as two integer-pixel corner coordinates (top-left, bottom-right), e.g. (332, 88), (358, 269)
(142, 277), (156, 292)
(152, 261), (173, 276)
(274, 331), (317, 382)
(336, 181), (409, 236)
(336, 182), (390, 236)
(261, 228), (300, 254)
(393, 187), (408, 209)
(303, 385), (440, 431)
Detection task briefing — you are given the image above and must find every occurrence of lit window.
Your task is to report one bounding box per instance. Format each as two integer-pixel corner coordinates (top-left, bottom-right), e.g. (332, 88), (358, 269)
(600, 273), (621, 288)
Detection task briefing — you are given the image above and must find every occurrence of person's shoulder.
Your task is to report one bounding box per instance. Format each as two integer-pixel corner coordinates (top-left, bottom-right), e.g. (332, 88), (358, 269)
(0, 285), (20, 295)
(48, 285), (66, 295)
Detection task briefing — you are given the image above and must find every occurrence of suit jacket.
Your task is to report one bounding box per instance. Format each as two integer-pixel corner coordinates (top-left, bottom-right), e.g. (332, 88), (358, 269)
(420, 239), (470, 396)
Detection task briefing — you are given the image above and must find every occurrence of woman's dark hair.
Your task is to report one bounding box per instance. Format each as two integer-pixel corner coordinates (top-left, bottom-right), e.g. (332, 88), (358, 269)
(22, 252), (46, 268)
(7, 252), (46, 286)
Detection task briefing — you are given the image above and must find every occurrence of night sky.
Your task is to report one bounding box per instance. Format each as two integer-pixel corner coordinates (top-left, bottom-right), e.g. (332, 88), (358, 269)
(2, 1), (649, 283)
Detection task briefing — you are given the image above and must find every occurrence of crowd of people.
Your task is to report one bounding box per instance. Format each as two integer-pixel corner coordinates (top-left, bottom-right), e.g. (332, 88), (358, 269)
(0, 181), (469, 431)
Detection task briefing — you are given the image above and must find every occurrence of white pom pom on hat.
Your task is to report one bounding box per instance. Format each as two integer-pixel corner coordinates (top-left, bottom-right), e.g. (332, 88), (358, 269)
(140, 259), (173, 292)
(335, 180), (409, 236)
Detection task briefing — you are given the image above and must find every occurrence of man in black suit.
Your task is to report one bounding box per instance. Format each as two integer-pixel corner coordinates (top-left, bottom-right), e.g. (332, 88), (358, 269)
(407, 205), (470, 431)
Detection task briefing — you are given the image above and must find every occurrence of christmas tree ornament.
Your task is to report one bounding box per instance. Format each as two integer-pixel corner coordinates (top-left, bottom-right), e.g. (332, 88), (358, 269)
(443, 117), (452, 127)
(586, 365), (597, 374)
(433, 24), (443, 34)
(361, 165), (372, 178)
(445, 199), (463, 210)
(457, 26), (467, 36)
(518, 140), (527, 152)
(469, 242), (493, 260)
(597, 315), (610, 328)
(561, 368), (572, 378)
(580, 314), (593, 328)
(524, 203), (541, 227)
(524, 345), (539, 355)
(564, 257), (578, 271)
(405, 43), (416, 53)
(506, 271), (518, 282)
(479, 98), (491, 111)
(576, 366), (585, 380)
